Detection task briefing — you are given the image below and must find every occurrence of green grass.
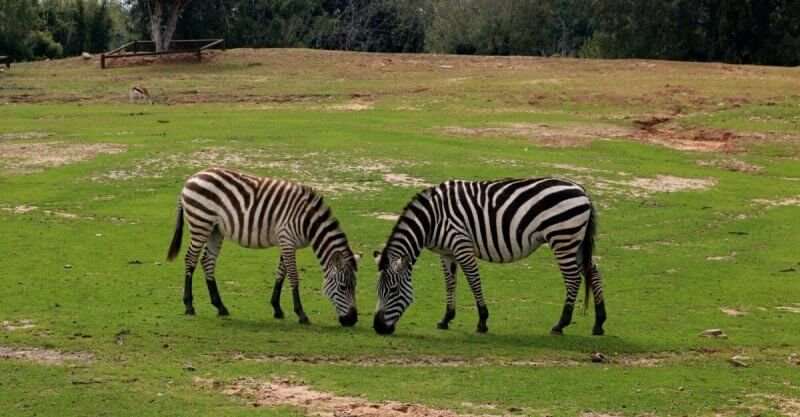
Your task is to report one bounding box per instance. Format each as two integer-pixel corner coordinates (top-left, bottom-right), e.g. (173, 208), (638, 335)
(1, 49), (799, 416)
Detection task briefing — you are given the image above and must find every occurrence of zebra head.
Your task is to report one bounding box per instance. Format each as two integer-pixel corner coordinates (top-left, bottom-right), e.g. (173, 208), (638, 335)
(372, 250), (414, 335)
(323, 251), (362, 327)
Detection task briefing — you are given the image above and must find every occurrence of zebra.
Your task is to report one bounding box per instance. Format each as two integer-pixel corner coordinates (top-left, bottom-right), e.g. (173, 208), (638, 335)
(166, 167), (361, 326)
(372, 178), (606, 336)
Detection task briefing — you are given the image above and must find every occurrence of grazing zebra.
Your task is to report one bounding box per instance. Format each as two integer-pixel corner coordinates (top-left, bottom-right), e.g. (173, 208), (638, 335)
(166, 167), (361, 326)
(372, 178), (606, 336)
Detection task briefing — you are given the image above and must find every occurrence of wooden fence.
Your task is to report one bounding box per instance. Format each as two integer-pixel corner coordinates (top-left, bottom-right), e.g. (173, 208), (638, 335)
(100, 39), (225, 69)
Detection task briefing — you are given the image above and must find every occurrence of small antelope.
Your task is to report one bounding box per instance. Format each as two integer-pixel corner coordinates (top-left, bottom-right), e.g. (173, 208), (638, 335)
(130, 85), (155, 105)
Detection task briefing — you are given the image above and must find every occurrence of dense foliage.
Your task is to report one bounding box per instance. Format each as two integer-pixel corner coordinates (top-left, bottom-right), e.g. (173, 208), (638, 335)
(0, 0), (122, 60)
(2, 0), (799, 65)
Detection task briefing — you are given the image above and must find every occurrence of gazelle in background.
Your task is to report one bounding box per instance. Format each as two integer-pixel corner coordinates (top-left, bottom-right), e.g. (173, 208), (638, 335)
(130, 85), (155, 105)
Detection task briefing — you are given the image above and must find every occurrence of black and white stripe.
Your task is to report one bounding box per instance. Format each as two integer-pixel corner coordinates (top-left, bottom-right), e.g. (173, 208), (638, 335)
(167, 167), (361, 326)
(373, 178), (606, 335)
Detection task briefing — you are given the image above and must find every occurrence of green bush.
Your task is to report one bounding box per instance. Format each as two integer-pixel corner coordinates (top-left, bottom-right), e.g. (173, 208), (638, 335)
(28, 30), (63, 59)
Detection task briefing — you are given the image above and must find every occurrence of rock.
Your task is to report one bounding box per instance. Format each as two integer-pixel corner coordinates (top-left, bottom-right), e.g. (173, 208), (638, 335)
(64, 264), (72, 269)
(590, 352), (608, 363)
(184, 364), (196, 371)
(81, 52), (92, 60)
(700, 329), (727, 338)
(788, 354), (798, 365)
(730, 356), (750, 368)
(393, 405), (409, 413)
(508, 406), (523, 412)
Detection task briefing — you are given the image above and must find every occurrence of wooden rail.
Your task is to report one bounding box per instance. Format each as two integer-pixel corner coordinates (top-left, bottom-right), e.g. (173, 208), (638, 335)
(100, 39), (225, 69)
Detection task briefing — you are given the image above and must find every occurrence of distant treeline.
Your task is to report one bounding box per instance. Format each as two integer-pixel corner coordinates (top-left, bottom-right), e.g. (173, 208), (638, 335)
(2, 0), (799, 66)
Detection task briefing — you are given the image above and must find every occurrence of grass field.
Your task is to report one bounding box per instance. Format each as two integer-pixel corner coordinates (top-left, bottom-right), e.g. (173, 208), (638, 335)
(1, 49), (799, 416)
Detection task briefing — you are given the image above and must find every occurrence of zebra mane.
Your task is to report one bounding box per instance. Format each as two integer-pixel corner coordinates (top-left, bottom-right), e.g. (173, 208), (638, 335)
(303, 186), (357, 271)
(379, 186), (436, 271)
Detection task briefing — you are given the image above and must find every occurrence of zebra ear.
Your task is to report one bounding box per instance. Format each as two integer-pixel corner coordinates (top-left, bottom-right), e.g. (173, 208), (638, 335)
(373, 250), (382, 267)
(354, 252), (363, 265)
(392, 255), (411, 271)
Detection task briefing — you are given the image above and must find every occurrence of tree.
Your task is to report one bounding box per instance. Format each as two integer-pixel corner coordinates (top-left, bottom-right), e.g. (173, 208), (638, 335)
(89, 0), (114, 53)
(144, 0), (194, 51)
(0, 0), (38, 59)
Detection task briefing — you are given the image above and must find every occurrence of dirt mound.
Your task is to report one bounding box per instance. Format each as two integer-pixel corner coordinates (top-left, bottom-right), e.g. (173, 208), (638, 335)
(633, 116), (671, 130)
(103, 50), (220, 69)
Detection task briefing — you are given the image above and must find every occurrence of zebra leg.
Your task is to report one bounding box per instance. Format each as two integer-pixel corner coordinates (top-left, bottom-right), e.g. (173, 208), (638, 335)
(201, 227), (229, 316)
(436, 255), (457, 330)
(183, 242), (203, 315)
(270, 255), (287, 319)
(551, 254), (582, 335)
(589, 264), (606, 335)
(454, 246), (489, 333)
(280, 246), (309, 325)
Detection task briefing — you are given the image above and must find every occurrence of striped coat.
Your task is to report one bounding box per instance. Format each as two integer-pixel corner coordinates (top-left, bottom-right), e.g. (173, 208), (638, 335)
(373, 178), (606, 335)
(167, 168), (361, 326)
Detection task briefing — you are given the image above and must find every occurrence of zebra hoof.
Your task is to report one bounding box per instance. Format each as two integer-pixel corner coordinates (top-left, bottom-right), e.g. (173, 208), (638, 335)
(217, 308), (229, 317)
(436, 322), (449, 330)
(185, 307), (196, 315)
(550, 327), (564, 336)
(592, 327), (605, 336)
(475, 324), (488, 333)
(273, 310), (285, 319)
(298, 316), (310, 325)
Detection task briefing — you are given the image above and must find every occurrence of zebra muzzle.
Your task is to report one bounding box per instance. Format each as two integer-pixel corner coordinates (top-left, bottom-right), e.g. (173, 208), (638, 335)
(339, 307), (358, 327)
(373, 310), (395, 335)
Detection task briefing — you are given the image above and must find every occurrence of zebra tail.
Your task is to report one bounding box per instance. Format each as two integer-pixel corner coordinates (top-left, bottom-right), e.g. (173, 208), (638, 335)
(166, 200), (184, 261)
(580, 203), (597, 315)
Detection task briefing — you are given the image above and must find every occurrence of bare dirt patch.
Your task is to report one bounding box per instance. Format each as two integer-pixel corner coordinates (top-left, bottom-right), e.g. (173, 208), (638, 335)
(0, 141), (127, 174)
(2, 205), (39, 214)
(2, 319), (36, 331)
(775, 306), (800, 314)
(95, 148), (425, 195)
(617, 175), (716, 196)
(102, 50), (219, 69)
(440, 119), (769, 153)
(707, 251), (737, 261)
(325, 101), (374, 111)
(697, 158), (764, 173)
(720, 308), (747, 316)
(747, 393), (800, 417)
(0, 346), (94, 364)
(220, 377), (512, 417)
(0, 131), (51, 141)
(383, 173), (432, 188)
(365, 212), (400, 221)
(440, 122), (632, 148)
(752, 197), (800, 207)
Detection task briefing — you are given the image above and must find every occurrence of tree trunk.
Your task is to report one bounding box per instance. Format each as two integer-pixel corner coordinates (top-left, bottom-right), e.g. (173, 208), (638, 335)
(162, 0), (192, 52)
(149, 0), (192, 52)
(150, 0), (164, 52)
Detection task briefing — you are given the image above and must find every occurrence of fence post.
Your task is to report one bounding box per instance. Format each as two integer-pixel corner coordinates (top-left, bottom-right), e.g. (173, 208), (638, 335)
(197, 49), (202, 63)
(133, 40), (138, 54)
(101, 54), (106, 69)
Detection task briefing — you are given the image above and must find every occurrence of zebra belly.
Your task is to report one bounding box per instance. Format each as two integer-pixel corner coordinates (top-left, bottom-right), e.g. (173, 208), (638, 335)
(219, 220), (280, 249)
(473, 233), (546, 263)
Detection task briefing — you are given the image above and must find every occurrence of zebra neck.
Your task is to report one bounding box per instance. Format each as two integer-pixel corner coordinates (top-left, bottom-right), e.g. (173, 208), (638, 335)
(305, 202), (351, 268)
(384, 205), (433, 267)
